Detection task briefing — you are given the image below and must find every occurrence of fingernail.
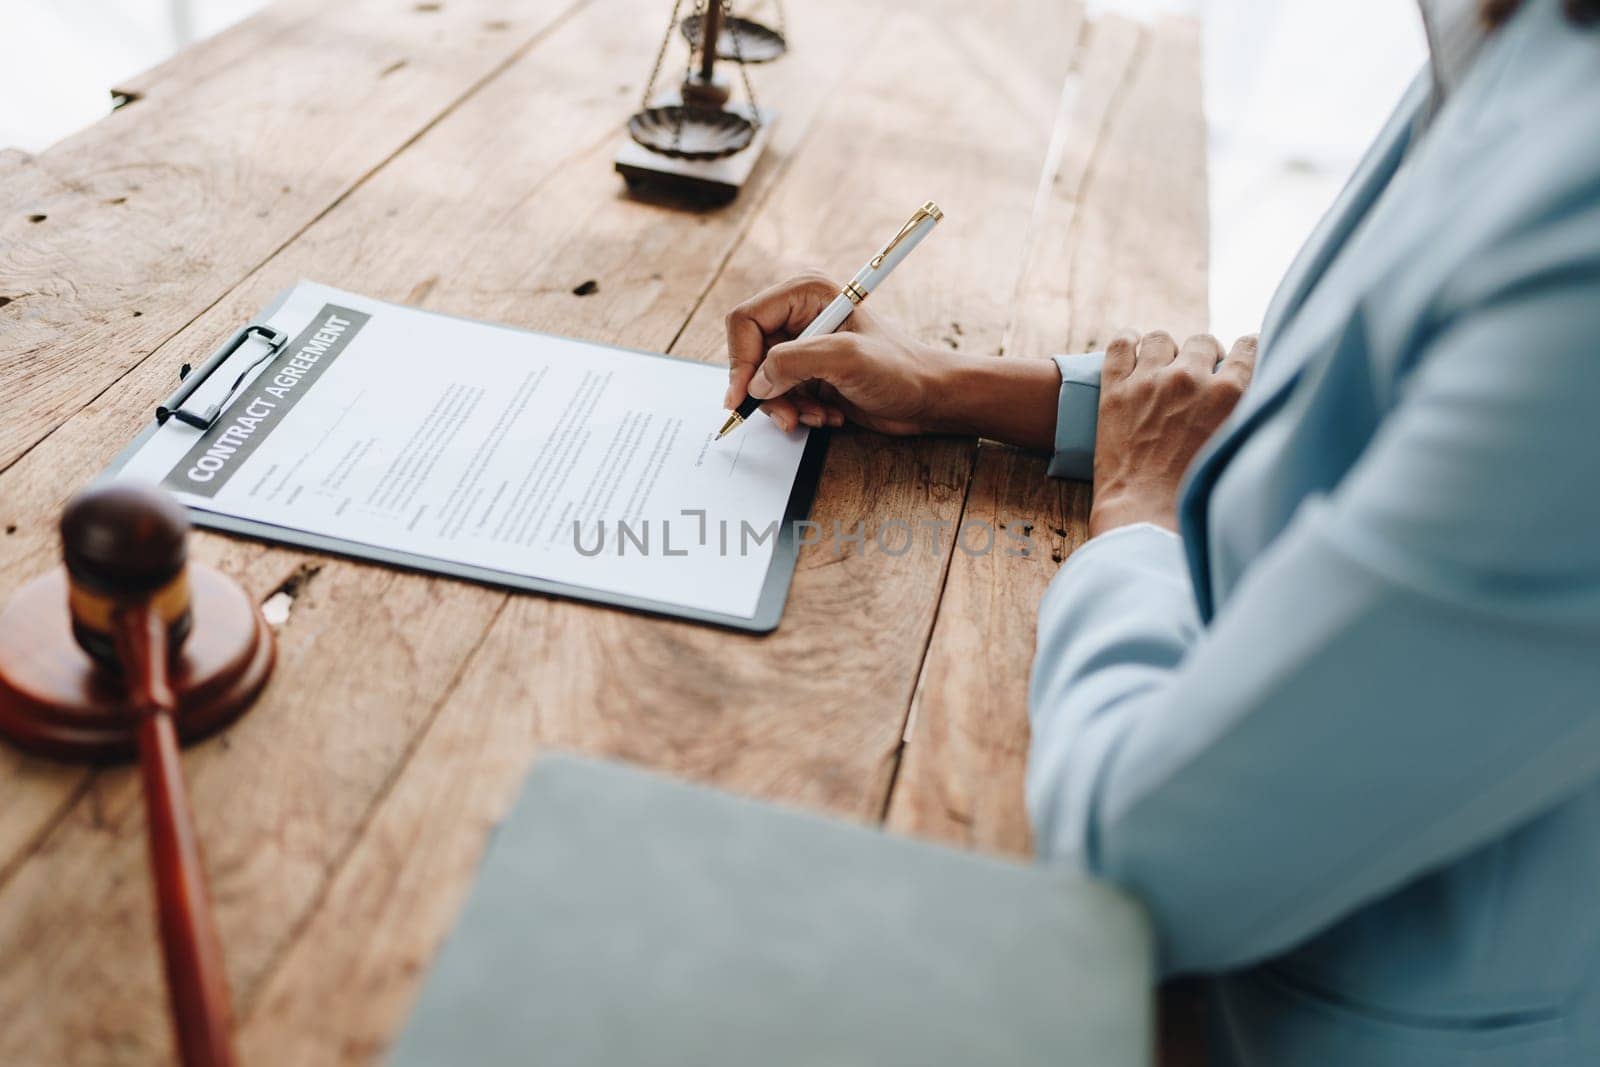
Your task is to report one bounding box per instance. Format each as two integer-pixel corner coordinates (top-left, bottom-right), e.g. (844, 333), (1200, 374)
(749, 367), (773, 398)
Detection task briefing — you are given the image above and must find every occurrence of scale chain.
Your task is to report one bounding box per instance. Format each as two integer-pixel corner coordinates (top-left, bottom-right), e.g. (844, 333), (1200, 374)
(672, 0), (707, 150)
(640, 0), (687, 111)
(727, 0), (761, 127)
(635, 0), (762, 156)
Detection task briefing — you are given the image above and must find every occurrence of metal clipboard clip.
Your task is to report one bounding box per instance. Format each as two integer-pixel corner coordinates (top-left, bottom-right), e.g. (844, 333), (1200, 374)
(156, 323), (288, 430)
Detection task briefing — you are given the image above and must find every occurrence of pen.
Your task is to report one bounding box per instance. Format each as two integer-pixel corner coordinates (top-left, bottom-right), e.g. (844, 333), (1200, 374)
(716, 200), (944, 439)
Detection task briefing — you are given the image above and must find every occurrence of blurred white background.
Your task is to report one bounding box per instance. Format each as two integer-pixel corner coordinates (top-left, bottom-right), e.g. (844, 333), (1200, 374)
(1201, 0), (1425, 338)
(0, 0), (1426, 339)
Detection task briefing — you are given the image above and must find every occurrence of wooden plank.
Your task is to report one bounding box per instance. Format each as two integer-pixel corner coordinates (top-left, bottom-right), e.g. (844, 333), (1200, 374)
(1054, 17), (1211, 355)
(999, 19), (1140, 363)
(885, 15), (1211, 857)
(109, 0), (508, 105)
(0, 1), (898, 1062)
(0, 0), (586, 475)
(232, 4), (1085, 1062)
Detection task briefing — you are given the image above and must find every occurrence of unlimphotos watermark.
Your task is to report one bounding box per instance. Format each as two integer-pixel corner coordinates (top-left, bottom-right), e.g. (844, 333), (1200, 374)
(572, 510), (1036, 559)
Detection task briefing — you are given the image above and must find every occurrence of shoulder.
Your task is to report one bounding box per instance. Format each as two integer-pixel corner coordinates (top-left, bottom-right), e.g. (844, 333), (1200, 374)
(1446, 4), (1600, 299)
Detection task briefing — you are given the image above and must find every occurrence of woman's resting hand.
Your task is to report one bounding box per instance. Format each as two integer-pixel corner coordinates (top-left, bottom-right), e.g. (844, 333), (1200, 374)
(1089, 330), (1258, 537)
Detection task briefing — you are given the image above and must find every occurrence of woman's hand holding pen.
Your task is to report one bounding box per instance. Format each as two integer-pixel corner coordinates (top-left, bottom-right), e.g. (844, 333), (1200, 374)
(724, 272), (938, 435)
(723, 272), (1061, 448)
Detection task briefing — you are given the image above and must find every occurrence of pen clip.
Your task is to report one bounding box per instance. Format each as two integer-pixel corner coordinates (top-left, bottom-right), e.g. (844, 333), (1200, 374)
(868, 201), (943, 271)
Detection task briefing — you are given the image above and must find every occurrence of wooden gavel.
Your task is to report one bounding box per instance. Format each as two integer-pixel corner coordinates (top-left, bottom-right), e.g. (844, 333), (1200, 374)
(65, 487), (238, 1067)
(0, 485), (275, 1067)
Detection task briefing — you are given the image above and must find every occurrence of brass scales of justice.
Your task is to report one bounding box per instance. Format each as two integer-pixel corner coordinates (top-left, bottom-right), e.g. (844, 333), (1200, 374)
(615, 0), (787, 203)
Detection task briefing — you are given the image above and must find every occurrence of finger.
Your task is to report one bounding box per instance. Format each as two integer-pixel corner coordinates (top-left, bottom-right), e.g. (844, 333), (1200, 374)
(748, 334), (859, 399)
(759, 397), (801, 433)
(1218, 333), (1259, 388)
(792, 393), (830, 428)
(724, 273), (840, 380)
(801, 391), (845, 426)
(1133, 330), (1178, 374)
(1174, 333), (1223, 374)
(1104, 331), (1140, 381)
(725, 359), (756, 410)
(1222, 333), (1259, 372)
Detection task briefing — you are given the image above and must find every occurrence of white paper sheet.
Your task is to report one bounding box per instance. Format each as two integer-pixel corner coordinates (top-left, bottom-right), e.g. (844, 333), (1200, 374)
(115, 281), (812, 620)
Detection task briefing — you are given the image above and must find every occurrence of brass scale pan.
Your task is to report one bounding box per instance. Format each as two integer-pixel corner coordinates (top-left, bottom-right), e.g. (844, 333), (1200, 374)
(627, 15), (785, 161)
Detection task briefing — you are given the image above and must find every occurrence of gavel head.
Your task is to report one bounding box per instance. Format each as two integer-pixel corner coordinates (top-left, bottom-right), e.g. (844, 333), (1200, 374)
(60, 485), (193, 669)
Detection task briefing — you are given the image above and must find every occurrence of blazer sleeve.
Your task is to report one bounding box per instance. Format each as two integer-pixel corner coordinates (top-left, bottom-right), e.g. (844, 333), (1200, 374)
(1047, 352), (1105, 481)
(1026, 270), (1600, 977)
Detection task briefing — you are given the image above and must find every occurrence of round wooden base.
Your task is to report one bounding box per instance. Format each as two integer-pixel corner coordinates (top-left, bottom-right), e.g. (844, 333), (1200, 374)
(0, 564), (274, 762)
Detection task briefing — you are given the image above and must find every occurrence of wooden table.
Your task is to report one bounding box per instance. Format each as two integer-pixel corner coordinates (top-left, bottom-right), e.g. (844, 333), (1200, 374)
(0, 1), (1207, 1062)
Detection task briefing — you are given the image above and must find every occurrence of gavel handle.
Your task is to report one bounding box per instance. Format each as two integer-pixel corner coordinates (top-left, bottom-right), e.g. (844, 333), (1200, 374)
(115, 608), (239, 1067)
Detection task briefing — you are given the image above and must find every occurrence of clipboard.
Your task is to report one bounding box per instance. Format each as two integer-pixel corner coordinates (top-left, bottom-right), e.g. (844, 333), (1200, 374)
(102, 285), (829, 634)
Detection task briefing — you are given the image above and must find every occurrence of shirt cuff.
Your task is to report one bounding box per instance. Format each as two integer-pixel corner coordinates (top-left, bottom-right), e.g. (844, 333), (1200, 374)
(1047, 351), (1105, 481)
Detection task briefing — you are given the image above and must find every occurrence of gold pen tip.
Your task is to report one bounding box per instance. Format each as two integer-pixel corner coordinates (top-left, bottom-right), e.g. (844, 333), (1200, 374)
(716, 411), (743, 439)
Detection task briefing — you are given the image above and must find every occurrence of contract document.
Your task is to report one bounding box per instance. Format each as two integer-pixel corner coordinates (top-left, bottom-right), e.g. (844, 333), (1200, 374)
(108, 281), (824, 631)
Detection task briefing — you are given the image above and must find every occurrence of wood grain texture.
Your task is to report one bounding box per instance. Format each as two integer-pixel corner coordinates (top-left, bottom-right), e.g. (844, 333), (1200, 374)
(885, 15), (1211, 857)
(0, 0), (584, 474)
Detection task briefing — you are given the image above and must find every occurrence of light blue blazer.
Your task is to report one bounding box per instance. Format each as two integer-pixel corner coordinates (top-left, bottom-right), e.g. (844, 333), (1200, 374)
(1026, 3), (1600, 1064)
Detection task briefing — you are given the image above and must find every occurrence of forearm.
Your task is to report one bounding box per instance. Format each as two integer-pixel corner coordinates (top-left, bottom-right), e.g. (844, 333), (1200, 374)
(922, 352), (1062, 452)
(1029, 524), (1199, 867)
